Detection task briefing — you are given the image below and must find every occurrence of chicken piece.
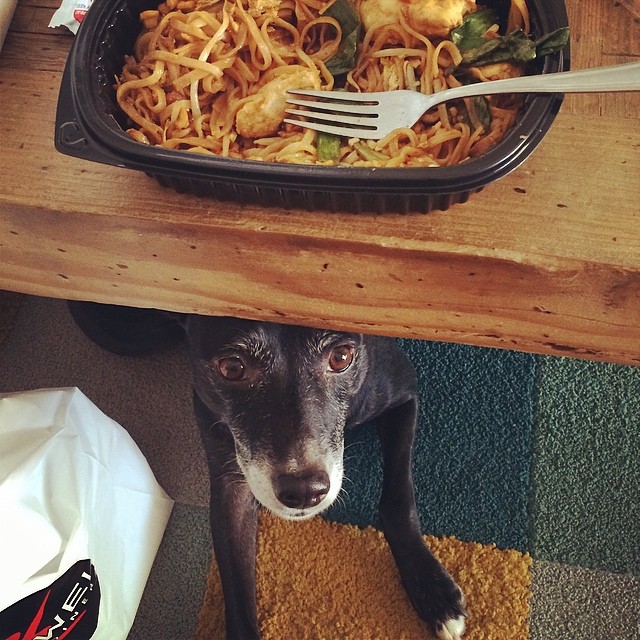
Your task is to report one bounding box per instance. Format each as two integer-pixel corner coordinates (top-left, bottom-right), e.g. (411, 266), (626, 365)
(359, 0), (400, 32)
(248, 0), (282, 17)
(403, 0), (476, 37)
(235, 67), (320, 138)
(359, 0), (476, 38)
(468, 62), (525, 82)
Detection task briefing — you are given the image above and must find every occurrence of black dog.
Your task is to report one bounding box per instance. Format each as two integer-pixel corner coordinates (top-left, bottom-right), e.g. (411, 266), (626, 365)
(184, 315), (466, 640)
(67, 303), (466, 639)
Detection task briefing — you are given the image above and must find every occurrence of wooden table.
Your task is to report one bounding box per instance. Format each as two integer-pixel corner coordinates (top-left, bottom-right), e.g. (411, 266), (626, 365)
(1, 0), (639, 365)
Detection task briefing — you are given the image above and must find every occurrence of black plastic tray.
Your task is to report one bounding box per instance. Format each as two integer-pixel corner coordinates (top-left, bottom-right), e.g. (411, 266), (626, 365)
(54, 0), (569, 213)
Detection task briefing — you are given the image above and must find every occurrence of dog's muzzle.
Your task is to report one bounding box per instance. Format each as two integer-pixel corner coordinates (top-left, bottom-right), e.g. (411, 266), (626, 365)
(240, 457), (343, 520)
(274, 470), (330, 510)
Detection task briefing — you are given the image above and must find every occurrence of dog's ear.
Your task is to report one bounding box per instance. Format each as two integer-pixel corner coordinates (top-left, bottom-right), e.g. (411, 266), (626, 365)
(180, 313), (224, 348)
(67, 302), (186, 356)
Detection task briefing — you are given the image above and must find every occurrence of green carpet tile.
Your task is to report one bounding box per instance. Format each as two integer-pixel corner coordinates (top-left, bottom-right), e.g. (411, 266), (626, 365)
(531, 356), (640, 574)
(326, 340), (536, 552)
(325, 340), (640, 581)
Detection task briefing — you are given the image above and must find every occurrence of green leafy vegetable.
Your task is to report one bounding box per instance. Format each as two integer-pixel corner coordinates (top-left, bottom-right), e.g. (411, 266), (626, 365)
(535, 28), (570, 58)
(460, 96), (492, 132)
(324, 0), (361, 76)
(450, 9), (499, 53)
(460, 29), (536, 65)
(451, 10), (569, 67)
(472, 96), (492, 129)
(312, 0), (362, 156)
(316, 131), (342, 162)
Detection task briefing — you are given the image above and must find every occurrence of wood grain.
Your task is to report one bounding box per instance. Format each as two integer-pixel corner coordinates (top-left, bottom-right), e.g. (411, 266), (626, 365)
(1, 0), (639, 365)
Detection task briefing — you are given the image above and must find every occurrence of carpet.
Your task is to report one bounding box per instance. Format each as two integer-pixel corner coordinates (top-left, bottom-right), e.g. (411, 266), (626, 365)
(196, 513), (531, 640)
(0, 295), (637, 640)
(196, 340), (640, 640)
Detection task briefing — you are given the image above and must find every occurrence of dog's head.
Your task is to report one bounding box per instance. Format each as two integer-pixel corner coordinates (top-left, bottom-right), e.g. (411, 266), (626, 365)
(186, 316), (369, 520)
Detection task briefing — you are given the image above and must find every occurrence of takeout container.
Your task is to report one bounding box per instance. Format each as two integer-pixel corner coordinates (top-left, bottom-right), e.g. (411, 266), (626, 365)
(54, 0), (569, 213)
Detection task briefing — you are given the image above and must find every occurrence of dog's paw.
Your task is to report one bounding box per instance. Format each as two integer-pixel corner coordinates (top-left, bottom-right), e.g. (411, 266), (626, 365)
(426, 579), (466, 640)
(436, 614), (466, 640)
(397, 548), (467, 639)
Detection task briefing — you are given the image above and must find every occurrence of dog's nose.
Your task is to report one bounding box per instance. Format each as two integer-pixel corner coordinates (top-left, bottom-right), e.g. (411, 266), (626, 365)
(275, 471), (330, 510)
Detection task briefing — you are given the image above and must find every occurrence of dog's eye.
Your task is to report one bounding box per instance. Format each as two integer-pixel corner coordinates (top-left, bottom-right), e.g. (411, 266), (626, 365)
(217, 356), (246, 381)
(328, 345), (354, 372)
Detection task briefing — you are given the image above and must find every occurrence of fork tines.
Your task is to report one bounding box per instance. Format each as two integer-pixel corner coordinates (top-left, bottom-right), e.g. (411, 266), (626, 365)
(286, 89), (381, 107)
(284, 89), (380, 137)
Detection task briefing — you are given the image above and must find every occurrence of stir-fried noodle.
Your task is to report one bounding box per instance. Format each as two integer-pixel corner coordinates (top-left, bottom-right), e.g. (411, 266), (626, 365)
(116, 0), (531, 166)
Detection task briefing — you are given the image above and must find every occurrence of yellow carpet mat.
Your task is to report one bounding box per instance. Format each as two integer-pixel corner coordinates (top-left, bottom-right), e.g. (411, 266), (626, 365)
(196, 511), (531, 640)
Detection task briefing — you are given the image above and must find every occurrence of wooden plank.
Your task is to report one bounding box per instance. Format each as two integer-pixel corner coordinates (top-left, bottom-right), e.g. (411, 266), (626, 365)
(1, 194), (639, 365)
(10, 3), (73, 36)
(563, 0), (640, 116)
(1, 0), (639, 366)
(0, 30), (71, 70)
(618, 0), (640, 19)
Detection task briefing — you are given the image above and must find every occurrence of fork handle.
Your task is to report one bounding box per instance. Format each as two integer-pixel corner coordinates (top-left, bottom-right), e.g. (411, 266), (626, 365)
(446, 62), (640, 100)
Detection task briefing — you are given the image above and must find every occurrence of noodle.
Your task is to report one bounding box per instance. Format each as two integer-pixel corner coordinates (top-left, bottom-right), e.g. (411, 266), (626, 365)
(116, 0), (528, 167)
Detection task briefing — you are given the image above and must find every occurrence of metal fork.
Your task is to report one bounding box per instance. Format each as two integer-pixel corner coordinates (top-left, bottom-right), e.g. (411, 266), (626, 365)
(285, 62), (640, 140)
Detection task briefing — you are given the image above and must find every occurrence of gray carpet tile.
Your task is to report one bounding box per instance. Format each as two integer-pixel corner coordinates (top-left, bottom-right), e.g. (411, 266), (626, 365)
(530, 560), (640, 640)
(128, 503), (212, 640)
(532, 356), (640, 574)
(0, 294), (209, 508)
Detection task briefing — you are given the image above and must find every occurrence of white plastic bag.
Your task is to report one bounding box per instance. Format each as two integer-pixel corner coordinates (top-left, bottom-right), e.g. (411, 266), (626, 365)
(0, 387), (174, 640)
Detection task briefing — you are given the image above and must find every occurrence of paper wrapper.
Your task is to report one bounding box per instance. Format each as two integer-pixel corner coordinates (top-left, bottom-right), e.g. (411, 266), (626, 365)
(49, 0), (93, 33)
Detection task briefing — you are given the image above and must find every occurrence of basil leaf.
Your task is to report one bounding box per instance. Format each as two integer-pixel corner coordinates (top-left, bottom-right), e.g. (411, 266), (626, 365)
(324, 0), (361, 76)
(504, 30), (537, 62)
(535, 27), (570, 57)
(473, 96), (492, 129)
(453, 8), (569, 68)
(462, 30), (536, 66)
(450, 8), (499, 52)
(460, 38), (503, 65)
(316, 131), (342, 162)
